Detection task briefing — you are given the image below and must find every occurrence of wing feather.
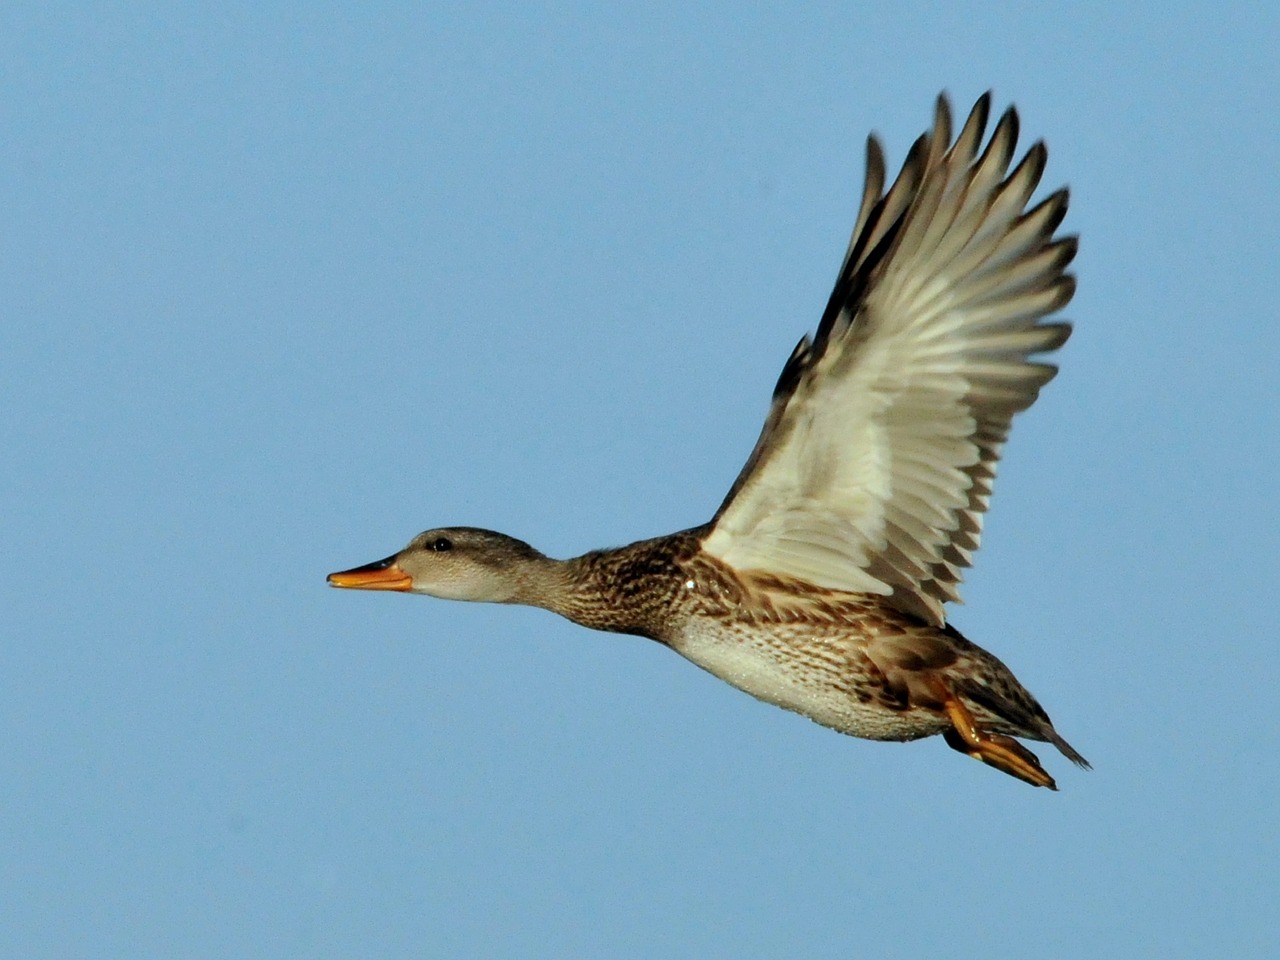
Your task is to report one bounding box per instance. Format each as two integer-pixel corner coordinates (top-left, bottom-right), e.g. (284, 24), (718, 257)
(703, 93), (1075, 625)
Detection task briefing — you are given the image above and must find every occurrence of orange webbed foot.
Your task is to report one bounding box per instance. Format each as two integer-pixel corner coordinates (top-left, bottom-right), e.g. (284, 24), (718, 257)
(935, 685), (1057, 789)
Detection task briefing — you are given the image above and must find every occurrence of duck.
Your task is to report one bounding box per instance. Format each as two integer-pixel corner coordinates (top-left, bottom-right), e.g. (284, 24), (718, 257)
(329, 92), (1089, 789)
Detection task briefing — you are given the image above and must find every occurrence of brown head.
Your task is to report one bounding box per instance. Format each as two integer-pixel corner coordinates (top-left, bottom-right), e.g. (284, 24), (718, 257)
(327, 527), (554, 604)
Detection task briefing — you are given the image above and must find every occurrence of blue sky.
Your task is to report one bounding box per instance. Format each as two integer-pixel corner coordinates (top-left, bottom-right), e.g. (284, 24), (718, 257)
(3, 2), (1278, 957)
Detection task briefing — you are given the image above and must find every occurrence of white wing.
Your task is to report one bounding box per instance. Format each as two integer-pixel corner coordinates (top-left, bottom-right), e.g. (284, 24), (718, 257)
(701, 93), (1075, 626)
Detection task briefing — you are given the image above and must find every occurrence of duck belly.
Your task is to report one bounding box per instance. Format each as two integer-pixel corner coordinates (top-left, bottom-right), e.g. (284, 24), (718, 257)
(669, 618), (946, 743)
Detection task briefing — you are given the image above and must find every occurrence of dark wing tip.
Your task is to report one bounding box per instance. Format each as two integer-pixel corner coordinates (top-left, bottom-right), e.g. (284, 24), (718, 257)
(1024, 187), (1071, 236)
(1051, 275), (1078, 312)
(772, 334), (813, 400)
(1039, 320), (1074, 352)
(1020, 139), (1049, 189)
(928, 95), (954, 164)
(1053, 234), (1080, 269)
(865, 133), (886, 184)
(1000, 103), (1021, 147)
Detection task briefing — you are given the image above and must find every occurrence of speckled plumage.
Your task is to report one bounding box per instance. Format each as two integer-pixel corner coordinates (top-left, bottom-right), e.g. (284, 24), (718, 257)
(555, 530), (1084, 763)
(329, 93), (1088, 789)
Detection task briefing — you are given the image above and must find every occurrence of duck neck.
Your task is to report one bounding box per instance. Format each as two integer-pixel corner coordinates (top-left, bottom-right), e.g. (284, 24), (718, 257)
(512, 538), (691, 640)
(504, 552), (630, 634)
(501, 553), (584, 614)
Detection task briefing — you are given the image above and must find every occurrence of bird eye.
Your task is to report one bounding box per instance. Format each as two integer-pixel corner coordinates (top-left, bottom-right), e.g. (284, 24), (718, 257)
(430, 537), (453, 552)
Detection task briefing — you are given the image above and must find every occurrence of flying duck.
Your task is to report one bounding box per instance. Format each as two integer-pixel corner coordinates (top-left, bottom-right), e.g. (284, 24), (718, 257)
(329, 92), (1088, 789)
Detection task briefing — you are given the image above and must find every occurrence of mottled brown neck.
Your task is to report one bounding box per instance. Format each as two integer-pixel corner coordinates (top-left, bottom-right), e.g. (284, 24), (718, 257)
(518, 531), (706, 640)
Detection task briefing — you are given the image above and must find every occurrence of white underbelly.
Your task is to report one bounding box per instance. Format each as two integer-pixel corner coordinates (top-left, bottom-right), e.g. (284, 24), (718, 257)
(669, 618), (943, 743)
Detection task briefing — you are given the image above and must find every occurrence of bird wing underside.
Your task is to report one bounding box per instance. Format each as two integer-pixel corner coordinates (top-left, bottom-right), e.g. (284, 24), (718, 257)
(703, 93), (1075, 625)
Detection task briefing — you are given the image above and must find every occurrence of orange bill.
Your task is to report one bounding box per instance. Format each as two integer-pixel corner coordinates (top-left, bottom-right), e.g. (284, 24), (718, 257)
(327, 556), (413, 591)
